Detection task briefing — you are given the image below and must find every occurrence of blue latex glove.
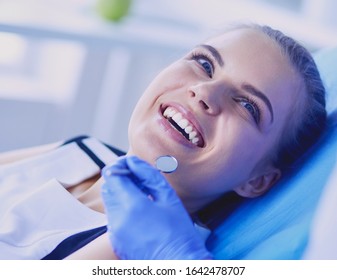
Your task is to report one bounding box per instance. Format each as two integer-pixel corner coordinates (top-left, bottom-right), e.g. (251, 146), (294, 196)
(101, 156), (212, 260)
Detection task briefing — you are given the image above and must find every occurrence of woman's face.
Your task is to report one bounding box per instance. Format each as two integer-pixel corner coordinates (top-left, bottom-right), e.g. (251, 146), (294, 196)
(128, 28), (303, 212)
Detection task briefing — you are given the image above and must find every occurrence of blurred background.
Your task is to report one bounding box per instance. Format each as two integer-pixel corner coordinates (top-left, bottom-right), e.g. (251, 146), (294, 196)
(1, 0), (337, 152)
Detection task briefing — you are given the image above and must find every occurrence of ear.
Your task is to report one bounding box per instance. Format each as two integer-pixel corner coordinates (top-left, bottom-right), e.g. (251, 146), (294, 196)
(234, 168), (281, 198)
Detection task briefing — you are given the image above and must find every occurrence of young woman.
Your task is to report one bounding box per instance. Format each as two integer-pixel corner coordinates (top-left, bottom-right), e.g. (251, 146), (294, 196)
(0, 23), (326, 259)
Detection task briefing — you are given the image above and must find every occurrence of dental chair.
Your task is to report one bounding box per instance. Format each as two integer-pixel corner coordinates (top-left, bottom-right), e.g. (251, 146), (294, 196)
(207, 46), (337, 259)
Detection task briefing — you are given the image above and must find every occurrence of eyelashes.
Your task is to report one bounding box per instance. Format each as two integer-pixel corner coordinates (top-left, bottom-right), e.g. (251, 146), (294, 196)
(234, 97), (261, 125)
(190, 51), (215, 78)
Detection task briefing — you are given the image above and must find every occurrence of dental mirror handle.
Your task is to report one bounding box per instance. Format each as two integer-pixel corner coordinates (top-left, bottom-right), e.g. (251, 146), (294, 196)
(104, 155), (178, 177)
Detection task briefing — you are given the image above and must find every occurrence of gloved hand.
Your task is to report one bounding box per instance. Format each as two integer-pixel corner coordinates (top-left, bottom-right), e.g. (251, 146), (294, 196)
(101, 156), (212, 260)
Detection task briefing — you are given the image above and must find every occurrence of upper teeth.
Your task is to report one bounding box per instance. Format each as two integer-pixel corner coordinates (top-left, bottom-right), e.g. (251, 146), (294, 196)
(163, 107), (200, 145)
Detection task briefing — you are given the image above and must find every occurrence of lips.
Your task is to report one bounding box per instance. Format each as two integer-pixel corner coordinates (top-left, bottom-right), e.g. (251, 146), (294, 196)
(161, 104), (205, 148)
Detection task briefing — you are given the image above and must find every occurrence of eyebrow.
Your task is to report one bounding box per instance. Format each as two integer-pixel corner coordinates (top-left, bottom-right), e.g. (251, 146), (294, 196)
(242, 83), (274, 123)
(198, 44), (224, 67)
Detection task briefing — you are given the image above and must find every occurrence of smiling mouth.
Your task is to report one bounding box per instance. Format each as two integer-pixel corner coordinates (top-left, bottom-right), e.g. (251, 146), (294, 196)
(162, 106), (205, 147)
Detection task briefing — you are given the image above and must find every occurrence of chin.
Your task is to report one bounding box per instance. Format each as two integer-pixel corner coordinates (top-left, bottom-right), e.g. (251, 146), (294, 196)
(128, 136), (156, 163)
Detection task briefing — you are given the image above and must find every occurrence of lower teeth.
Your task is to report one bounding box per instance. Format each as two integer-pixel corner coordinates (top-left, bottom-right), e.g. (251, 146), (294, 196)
(168, 118), (192, 142)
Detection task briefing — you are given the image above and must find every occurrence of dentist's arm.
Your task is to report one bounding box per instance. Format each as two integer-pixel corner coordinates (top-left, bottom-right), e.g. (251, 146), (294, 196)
(101, 156), (213, 260)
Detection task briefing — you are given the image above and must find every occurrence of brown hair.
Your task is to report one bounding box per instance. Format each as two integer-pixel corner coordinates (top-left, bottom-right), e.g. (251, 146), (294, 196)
(255, 24), (327, 170)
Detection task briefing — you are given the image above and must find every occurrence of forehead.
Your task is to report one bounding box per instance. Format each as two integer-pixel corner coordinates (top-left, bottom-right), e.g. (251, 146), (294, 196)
(207, 27), (273, 46)
(205, 28), (285, 68)
(204, 28), (301, 86)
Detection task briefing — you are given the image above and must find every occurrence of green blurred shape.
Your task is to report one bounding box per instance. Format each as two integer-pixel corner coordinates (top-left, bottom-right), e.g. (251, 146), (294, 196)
(96, 0), (132, 21)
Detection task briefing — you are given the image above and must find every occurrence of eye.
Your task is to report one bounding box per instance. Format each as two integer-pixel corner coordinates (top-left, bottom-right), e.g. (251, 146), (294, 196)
(190, 52), (214, 78)
(237, 98), (261, 124)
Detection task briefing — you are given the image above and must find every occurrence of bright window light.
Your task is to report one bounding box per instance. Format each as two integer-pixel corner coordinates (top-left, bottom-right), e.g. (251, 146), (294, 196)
(0, 32), (27, 67)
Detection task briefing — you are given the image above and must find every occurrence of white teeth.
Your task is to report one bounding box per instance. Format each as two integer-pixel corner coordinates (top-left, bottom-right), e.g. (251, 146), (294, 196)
(172, 112), (182, 123)
(163, 106), (201, 146)
(185, 126), (193, 133)
(189, 131), (197, 140)
(167, 109), (175, 118)
(192, 137), (199, 144)
(178, 119), (188, 129)
(163, 107), (175, 118)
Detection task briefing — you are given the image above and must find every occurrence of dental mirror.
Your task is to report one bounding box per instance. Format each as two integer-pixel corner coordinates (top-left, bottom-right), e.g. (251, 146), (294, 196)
(104, 155), (178, 177)
(155, 155), (178, 173)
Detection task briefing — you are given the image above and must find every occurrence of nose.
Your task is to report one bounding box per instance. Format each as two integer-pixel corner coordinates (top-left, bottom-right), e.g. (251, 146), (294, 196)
(188, 80), (227, 116)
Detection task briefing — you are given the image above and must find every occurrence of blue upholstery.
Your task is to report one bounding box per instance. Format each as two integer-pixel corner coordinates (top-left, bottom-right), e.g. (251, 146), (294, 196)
(315, 47), (337, 114)
(207, 47), (337, 259)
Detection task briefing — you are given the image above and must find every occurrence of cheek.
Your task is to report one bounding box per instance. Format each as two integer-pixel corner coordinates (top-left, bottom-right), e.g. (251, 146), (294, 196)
(129, 62), (194, 138)
(168, 149), (255, 199)
(163, 123), (269, 199)
(145, 62), (187, 92)
(128, 64), (191, 160)
(204, 122), (266, 183)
